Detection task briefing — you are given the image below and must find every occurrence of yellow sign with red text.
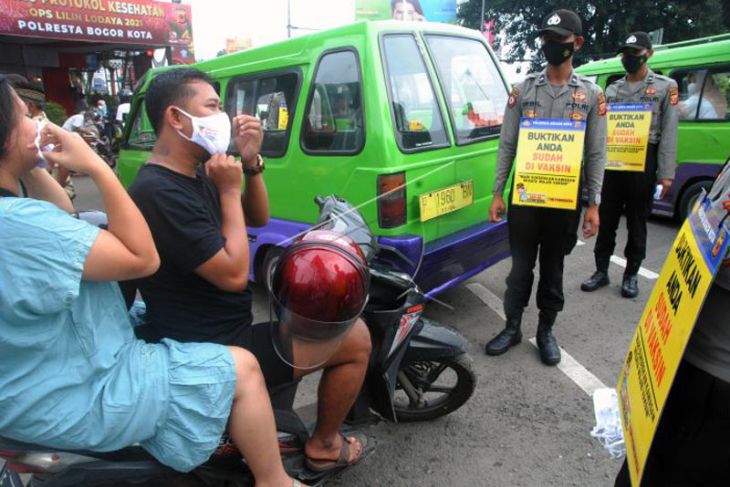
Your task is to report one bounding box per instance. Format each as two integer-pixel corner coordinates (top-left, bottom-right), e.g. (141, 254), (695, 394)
(606, 103), (653, 172)
(618, 194), (730, 486)
(511, 118), (585, 210)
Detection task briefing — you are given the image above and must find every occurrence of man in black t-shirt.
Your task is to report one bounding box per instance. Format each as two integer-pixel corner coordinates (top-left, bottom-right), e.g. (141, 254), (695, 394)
(129, 68), (372, 470)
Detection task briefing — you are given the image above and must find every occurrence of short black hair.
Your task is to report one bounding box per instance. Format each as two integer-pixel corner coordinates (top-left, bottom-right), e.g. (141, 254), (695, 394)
(0, 75), (20, 160)
(145, 68), (215, 135)
(4, 74), (29, 87)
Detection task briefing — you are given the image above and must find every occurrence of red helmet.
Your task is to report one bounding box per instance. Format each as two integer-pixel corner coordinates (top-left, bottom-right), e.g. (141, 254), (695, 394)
(270, 230), (369, 369)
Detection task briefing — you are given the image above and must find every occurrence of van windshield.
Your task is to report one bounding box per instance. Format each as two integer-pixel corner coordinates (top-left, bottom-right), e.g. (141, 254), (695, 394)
(426, 35), (508, 143)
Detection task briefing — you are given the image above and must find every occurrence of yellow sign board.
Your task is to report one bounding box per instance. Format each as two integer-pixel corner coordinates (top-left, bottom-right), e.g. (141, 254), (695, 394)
(511, 118), (586, 210)
(419, 180), (473, 222)
(606, 102), (653, 172)
(278, 106), (289, 130)
(618, 194), (730, 486)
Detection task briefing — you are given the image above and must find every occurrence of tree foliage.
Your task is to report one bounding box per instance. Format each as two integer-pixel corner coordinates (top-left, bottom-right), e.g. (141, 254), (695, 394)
(458, 0), (730, 69)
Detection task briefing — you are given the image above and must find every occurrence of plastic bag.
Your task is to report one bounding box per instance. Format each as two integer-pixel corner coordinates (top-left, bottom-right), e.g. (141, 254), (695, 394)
(590, 388), (625, 459)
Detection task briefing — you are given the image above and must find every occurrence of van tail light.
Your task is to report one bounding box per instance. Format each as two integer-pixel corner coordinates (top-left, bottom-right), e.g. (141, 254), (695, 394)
(377, 172), (407, 228)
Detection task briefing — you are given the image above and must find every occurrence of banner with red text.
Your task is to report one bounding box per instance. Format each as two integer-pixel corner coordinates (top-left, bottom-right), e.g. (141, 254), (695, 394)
(0, 0), (193, 57)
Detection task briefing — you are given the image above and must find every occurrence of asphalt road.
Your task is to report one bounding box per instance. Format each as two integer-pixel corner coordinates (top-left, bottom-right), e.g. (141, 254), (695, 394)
(70, 175), (681, 487)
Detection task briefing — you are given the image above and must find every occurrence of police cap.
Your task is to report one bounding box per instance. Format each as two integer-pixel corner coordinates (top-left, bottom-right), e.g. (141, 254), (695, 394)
(539, 9), (583, 37)
(618, 32), (652, 53)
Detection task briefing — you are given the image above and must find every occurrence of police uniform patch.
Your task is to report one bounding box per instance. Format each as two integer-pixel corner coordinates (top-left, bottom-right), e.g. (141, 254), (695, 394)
(570, 112), (584, 121)
(508, 87), (520, 108)
(598, 92), (607, 117)
(645, 85), (656, 96)
(670, 86), (679, 105)
(572, 91), (586, 102)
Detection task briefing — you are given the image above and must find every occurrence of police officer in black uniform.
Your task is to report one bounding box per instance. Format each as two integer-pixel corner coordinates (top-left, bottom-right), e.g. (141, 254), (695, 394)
(486, 9), (607, 365)
(581, 32), (679, 298)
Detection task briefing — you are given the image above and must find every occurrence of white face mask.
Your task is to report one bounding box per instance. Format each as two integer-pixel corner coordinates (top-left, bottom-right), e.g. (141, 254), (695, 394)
(687, 82), (698, 95)
(174, 107), (231, 155)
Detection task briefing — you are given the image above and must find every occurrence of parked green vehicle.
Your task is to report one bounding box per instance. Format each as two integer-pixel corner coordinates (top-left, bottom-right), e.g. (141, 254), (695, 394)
(119, 20), (511, 296)
(576, 33), (730, 220)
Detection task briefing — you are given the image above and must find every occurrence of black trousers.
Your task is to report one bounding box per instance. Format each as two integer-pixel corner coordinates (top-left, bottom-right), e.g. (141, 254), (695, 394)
(615, 360), (730, 486)
(503, 204), (580, 321)
(594, 144), (659, 275)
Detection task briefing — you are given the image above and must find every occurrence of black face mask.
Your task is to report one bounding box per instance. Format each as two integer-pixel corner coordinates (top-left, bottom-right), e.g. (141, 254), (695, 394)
(622, 54), (647, 74)
(542, 40), (575, 66)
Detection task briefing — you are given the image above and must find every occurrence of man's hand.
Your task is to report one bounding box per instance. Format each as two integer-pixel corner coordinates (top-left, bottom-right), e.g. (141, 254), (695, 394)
(233, 114), (263, 168)
(583, 205), (600, 239)
(722, 195), (730, 212)
(659, 178), (673, 199)
(489, 194), (506, 222)
(205, 154), (243, 195)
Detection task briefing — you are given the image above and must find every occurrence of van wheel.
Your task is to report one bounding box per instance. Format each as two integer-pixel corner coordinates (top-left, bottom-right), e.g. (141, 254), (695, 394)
(256, 246), (285, 287)
(678, 180), (713, 221)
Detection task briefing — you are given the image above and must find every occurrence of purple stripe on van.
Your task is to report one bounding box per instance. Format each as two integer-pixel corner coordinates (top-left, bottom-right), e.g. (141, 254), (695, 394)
(248, 217), (512, 299)
(652, 163), (722, 217)
(417, 220), (510, 297)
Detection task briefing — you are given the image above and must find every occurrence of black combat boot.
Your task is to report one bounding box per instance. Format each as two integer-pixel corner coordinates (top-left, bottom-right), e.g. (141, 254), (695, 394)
(485, 316), (522, 356)
(536, 311), (561, 366)
(581, 270), (609, 292)
(581, 255), (610, 292)
(621, 274), (639, 298)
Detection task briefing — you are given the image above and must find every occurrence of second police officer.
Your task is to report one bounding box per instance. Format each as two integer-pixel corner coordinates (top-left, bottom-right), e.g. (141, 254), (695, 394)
(486, 9), (607, 365)
(581, 32), (679, 298)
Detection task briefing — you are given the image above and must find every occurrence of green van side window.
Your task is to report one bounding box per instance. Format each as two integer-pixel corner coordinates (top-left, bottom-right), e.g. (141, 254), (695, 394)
(426, 35), (508, 143)
(382, 34), (449, 151)
(302, 50), (364, 154)
(675, 68), (729, 121)
(226, 71), (301, 157)
(128, 101), (156, 149)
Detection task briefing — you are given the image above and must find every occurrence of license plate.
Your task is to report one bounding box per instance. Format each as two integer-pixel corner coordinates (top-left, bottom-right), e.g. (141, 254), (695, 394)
(419, 180), (474, 222)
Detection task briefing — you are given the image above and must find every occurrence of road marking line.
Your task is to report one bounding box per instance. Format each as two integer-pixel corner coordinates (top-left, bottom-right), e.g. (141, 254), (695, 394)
(465, 282), (505, 321)
(466, 282), (608, 397)
(576, 240), (659, 280)
(609, 255), (659, 280)
(527, 338), (608, 396)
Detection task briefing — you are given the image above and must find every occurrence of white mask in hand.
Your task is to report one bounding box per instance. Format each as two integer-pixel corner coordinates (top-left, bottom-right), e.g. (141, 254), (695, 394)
(34, 120), (54, 166)
(174, 107), (231, 155)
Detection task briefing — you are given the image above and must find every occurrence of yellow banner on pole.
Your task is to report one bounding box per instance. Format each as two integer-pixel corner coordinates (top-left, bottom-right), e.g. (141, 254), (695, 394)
(511, 118), (586, 210)
(606, 102), (653, 172)
(618, 194), (730, 486)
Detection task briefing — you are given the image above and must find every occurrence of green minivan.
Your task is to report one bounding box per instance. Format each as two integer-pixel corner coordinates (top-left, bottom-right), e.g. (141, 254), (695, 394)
(576, 33), (730, 220)
(119, 20), (511, 297)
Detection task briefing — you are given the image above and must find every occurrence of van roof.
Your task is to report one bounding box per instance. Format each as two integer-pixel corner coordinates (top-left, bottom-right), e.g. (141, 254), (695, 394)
(136, 20), (484, 92)
(575, 33), (730, 76)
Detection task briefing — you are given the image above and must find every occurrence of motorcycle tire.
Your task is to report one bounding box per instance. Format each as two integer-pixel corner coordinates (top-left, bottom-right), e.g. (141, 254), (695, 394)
(393, 352), (476, 422)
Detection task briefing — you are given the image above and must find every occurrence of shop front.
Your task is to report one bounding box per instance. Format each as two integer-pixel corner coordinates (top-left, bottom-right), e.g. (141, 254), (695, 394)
(0, 0), (194, 116)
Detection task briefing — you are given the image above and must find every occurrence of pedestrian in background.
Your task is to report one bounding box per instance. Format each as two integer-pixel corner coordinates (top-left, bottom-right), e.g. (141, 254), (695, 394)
(485, 9), (607, 365)
(582, 32), (679, 298)
(15, 80), (48, 123)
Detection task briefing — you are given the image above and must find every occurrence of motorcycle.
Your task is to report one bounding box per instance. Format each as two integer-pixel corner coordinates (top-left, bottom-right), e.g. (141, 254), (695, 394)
(79, 115), (117, 169)
(0, 196), (476, 487)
